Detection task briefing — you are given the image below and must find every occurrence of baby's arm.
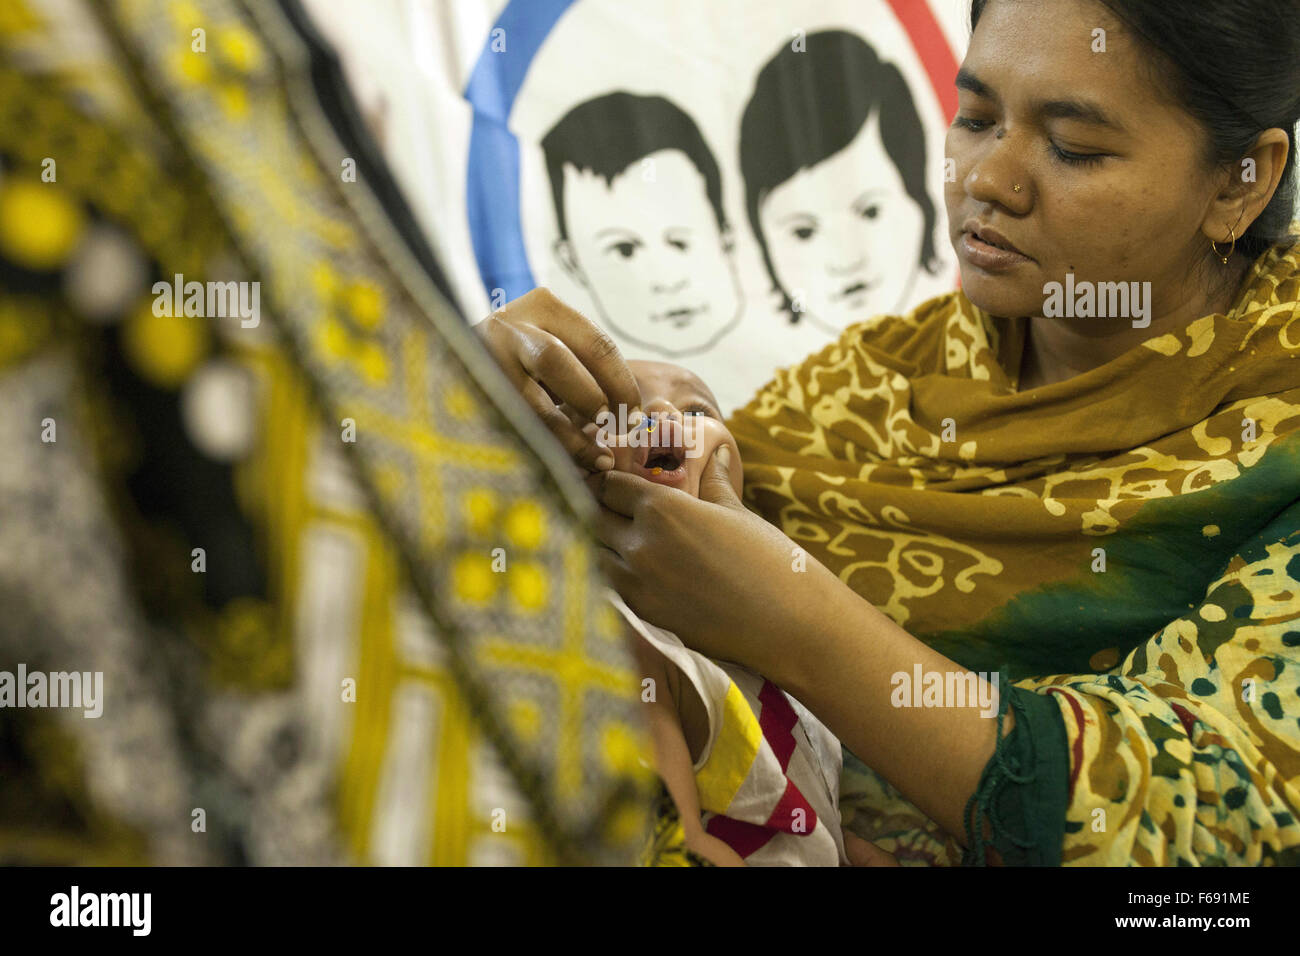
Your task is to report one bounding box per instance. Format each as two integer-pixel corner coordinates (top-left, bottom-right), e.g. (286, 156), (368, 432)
(627, 627), (745, 867)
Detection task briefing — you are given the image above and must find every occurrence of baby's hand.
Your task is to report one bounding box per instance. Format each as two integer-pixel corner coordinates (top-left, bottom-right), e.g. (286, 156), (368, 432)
(684, 828), (747, 867)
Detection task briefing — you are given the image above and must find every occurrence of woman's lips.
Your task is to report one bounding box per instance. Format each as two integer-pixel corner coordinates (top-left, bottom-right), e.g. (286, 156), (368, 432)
(959, 221), (1032, 272)
(960, 232), (1033, 271)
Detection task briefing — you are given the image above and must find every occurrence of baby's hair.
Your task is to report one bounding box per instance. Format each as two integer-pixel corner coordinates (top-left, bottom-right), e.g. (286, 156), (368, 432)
(739, 30), (939, 319)
(541, 91), (728, 241)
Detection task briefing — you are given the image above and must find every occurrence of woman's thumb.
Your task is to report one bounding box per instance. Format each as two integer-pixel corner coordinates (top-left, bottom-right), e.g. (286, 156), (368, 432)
(699, 444), (742, 508)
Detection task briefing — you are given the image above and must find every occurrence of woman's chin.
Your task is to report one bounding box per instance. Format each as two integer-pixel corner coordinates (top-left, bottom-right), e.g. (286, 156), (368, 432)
(959, 273), (1042, 319)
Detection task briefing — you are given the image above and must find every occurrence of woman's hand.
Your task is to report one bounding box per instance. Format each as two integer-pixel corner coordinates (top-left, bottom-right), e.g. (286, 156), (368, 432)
(473, 288), (642, 473)
(591, 446), (1007, 846)
(843, 833), (901, 867)
(586, 443), (861, 682)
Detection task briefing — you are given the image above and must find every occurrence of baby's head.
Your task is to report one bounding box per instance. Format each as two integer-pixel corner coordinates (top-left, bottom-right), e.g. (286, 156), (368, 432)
(607, 360), (743, 499)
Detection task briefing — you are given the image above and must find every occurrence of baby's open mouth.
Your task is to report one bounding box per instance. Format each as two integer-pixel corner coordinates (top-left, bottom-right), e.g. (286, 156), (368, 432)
(634, 420), (689, 486)
(645, 448), (683, 471)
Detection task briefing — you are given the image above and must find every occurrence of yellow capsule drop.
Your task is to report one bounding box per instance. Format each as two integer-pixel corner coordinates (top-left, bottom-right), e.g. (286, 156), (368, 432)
(650, 466), (662, 475)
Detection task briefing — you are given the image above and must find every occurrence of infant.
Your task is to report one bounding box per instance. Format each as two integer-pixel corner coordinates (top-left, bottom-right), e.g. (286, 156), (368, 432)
(601, 360), (848, 867)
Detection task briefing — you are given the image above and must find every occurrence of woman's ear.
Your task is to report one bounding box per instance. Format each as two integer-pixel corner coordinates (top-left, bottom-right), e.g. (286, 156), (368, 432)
(1203, 127), (1291, 245)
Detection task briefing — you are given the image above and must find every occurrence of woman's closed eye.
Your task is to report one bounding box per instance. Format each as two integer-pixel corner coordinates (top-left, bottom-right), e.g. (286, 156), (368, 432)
(954, 114), (1110, 167)
(952, 114), (993, 132)
(1048, 141), (1108, 167)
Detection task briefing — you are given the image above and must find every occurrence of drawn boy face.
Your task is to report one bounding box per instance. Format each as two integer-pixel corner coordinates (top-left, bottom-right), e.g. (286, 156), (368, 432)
(555, 149), (742, 356)
(758, 112), (925, 334)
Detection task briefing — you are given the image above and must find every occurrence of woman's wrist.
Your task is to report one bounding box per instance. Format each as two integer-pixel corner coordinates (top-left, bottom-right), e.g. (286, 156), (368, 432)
(771, 579), (1008, 842)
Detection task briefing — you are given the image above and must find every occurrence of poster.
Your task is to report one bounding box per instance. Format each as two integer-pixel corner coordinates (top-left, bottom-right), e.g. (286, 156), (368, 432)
(308, 0), (969, 413)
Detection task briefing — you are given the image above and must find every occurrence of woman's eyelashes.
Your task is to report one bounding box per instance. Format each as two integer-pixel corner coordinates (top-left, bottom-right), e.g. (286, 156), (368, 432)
(952, 114), (1108, 167)
(1048, 142), (1107, 166)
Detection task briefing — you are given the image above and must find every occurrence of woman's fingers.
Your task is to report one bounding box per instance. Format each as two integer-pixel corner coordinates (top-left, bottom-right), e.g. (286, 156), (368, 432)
(594, 468), (663, 519)
(844, 832), (900, 867)
(503, 288), (643, 422)
(516, 324), (610, 425)
(519, 378), (612, 472)
(475, 288), (642, 470)
(595, 542), (638, 603)
(593, 504), (635, 556)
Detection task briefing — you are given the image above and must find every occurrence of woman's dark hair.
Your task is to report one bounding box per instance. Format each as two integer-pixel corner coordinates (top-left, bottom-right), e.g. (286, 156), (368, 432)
(971, 0), (1300, 261)
(739, 30), (939, 319)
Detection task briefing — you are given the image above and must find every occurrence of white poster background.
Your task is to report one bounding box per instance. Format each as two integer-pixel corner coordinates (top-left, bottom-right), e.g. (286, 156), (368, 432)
(304, 0), (973, 413)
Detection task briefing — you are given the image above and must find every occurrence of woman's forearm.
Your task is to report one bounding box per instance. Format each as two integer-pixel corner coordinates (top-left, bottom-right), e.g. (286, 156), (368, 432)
(771, 574), (1014, 844)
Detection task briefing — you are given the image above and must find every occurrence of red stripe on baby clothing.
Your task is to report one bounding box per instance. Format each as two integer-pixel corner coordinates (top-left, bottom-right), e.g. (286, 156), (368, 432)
(704, 777), (819, 860)
(758, 680), (798, 770)
(706, 814), (776, 859)
(764, 777), (818, 835)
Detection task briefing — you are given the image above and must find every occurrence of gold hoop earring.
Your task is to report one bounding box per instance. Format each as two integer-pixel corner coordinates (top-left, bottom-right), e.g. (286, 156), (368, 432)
(1013, 184), (1022, 193)
(1210, 225), (1236, 264)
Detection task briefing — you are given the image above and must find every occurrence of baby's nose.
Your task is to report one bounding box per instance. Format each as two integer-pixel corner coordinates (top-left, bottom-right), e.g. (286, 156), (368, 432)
(644, 410), (684, 447)
(644, 403), (683, 426)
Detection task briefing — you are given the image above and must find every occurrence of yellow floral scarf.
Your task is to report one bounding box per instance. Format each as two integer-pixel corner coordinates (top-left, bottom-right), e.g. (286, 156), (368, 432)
(728, 239), (1300, 865)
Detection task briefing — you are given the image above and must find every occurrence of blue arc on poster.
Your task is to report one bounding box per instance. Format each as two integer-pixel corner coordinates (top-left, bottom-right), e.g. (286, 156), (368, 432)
(464, 0), (577, 309)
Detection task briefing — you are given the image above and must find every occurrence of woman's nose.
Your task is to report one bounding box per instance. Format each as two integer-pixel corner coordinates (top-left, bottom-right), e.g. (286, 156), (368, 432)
(962, 128), (1032, 211)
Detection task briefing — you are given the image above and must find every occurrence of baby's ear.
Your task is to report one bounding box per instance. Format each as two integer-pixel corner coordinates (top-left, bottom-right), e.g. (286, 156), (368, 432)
(552, 239), (585, 285)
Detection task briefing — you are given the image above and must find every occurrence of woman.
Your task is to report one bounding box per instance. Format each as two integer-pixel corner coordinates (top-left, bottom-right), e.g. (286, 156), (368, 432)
(476, 0), (1300, 865)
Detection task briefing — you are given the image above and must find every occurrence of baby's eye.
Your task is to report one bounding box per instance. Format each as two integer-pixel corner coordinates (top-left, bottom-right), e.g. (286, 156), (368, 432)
(683, 406), (712, 419)
(859, 203), (881, 220)
(792, 225), (815, 241)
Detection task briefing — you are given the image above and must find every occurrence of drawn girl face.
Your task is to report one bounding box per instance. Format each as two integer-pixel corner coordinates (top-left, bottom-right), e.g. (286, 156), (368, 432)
(758, 112), (926, 334)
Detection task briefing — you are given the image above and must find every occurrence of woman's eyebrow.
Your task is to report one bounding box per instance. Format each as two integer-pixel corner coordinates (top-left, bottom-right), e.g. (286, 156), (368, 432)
(955, 67), (995, 100)
(957, 67), (1127, 134)
(1037, 98), (1126, 132)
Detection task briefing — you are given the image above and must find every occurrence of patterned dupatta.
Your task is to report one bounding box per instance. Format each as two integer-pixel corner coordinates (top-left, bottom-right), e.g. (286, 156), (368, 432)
(731, 241), (1300, 677)
(728, 240), (1300, 865)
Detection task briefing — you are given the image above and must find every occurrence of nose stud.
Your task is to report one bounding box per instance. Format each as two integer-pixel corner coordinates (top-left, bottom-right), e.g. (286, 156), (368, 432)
(1013, 184), (1022, 193)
